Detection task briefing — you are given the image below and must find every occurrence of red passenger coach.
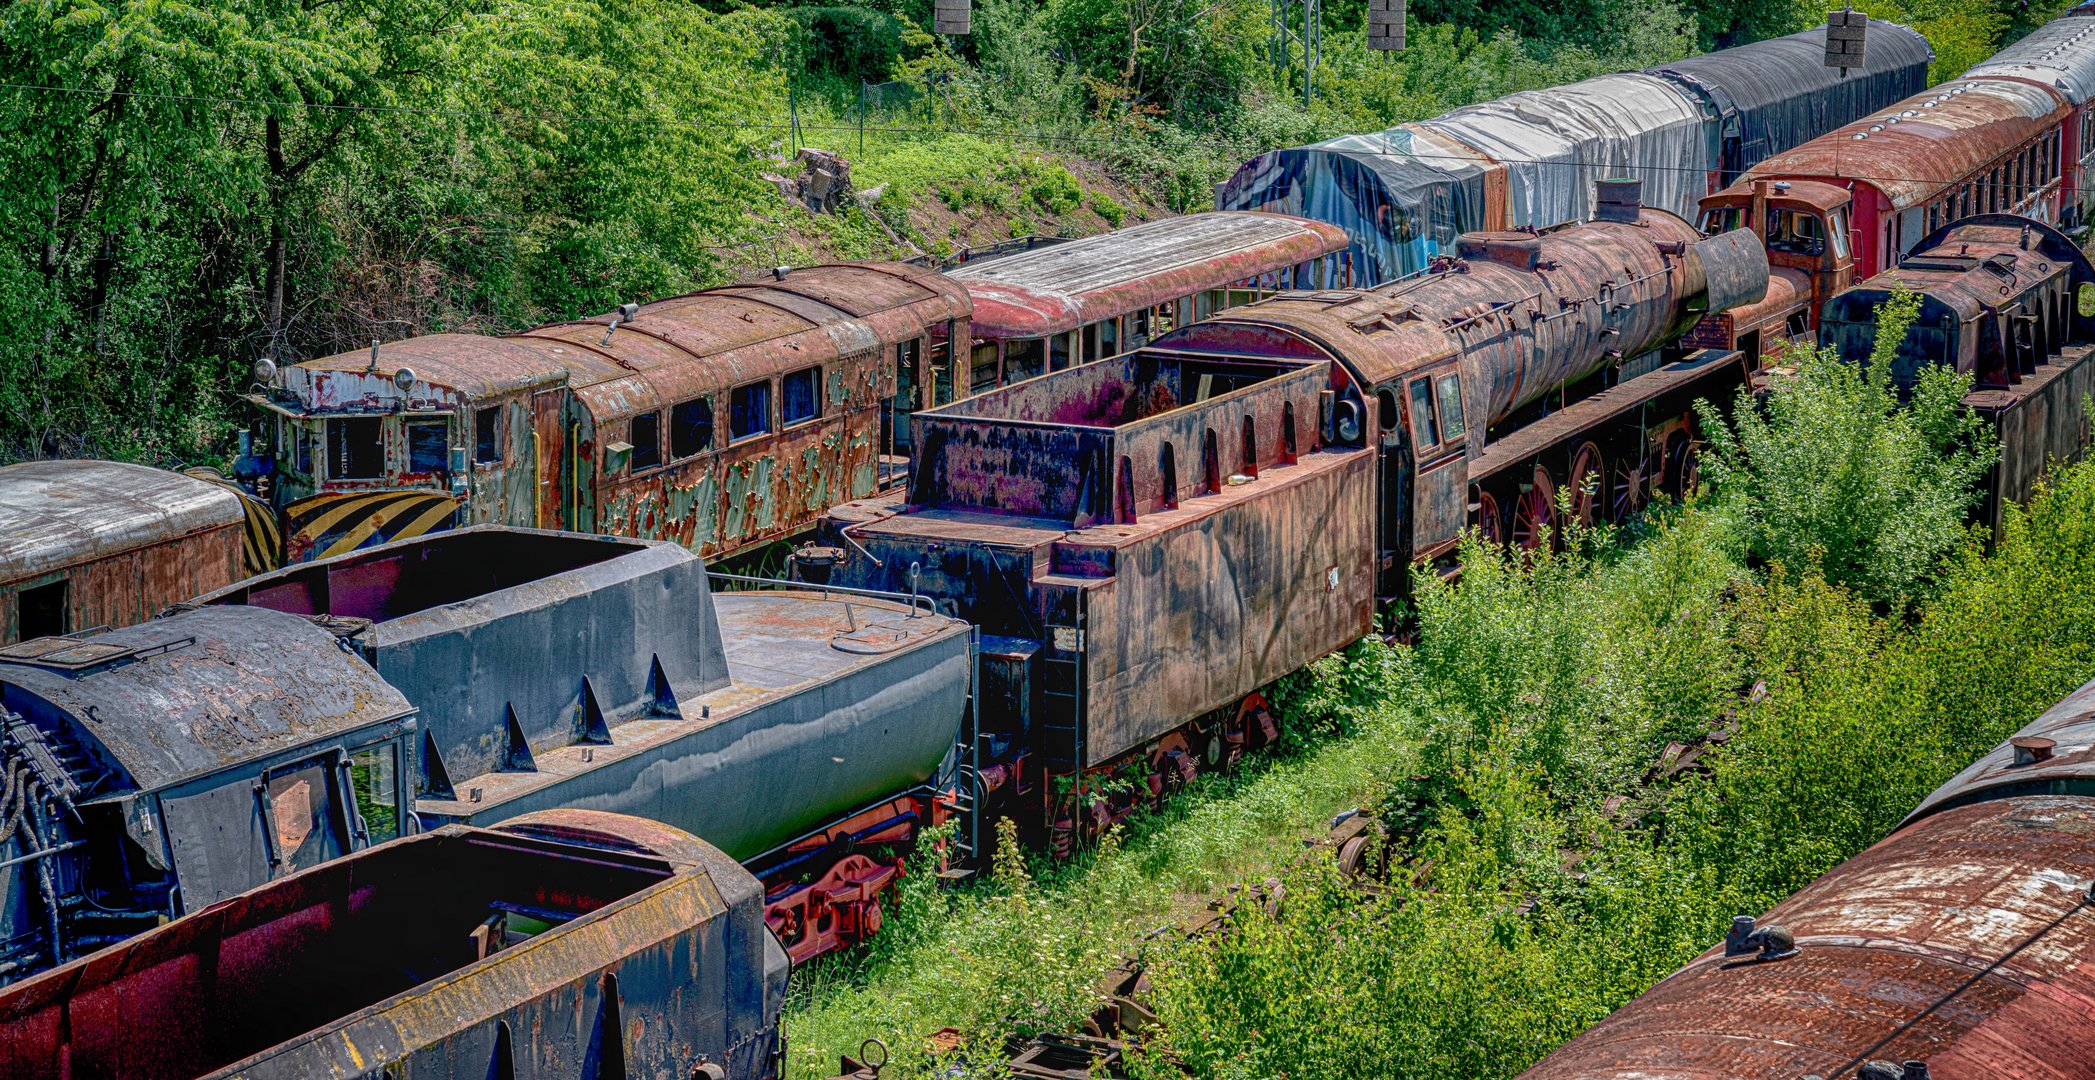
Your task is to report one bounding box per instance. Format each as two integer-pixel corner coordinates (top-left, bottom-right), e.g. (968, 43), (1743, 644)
(1707, 80), (2070, 280)
(948, 211), (1350, 393)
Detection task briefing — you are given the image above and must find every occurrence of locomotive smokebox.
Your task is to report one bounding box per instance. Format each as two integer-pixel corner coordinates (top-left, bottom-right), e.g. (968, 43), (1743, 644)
(1594, 178), (1644, 223)
(1691, 227), (1772, 315)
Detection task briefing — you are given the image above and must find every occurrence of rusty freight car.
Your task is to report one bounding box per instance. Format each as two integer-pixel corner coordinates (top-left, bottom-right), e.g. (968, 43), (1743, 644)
(1517, 679), (2095, 1080)
(196, 525), (973, 963)
(828, 349), (1378, 848)
(249, 263), (970, 567)
(950, 211), (1351, 394)
(0, 461), (245, 646)
(0, 810), (787, 1080)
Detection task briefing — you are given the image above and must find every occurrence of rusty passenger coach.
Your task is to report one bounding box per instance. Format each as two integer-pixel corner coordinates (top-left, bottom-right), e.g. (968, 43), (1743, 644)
(251, 263), (972, 566)
(0, 461), (245, 646)
(0, 810), (787, 1080)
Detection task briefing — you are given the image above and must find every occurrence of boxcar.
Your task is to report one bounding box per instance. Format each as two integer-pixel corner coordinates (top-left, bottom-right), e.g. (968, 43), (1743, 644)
(0, 460), (245, 645)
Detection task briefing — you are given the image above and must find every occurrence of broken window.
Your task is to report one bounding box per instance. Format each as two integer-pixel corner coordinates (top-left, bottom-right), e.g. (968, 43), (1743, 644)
(670, 398), (714, 458)
(732, 382), (772, 441)
(407, 420), (448, 474)
(629, 410), (662, 471)
(328, 417), (384, 480)
(475, 407), (501, 464)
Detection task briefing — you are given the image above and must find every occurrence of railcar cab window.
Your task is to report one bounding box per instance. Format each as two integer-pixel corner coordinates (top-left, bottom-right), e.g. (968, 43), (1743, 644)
(406, 420), (448, 475)
(1005, 338), (1046, 383)
(670, 397), (714, 459)
(329, 416), (384, 479)
(971, 342), (1001, 393)
(1433, 375), (1466, 442)
(1766, 210), (1825, 256)
(782, 366), (821, 426)
(731, 381), (773, 441)
(629, 410), (662, 472)
(474, 407), (501, 464)
(1700, 207), (1743, 234)
(1408, 378), (1438, 448)
(1049, 333), (1071, 372)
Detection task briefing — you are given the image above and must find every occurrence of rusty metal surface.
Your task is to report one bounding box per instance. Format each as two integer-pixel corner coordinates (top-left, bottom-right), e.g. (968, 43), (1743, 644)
(1968, 342), (2095, 539)
(950, 212), (1349, 340)
(0, 815), (785, 1080)
(1518, 795), (2095, 1079)
(0, 605), (413, 795)
(1911, 674), (2095, 822)
(1156, 210), (1744, 431)
(1722, 79), (2068, 215)
(0, 460), (244, 585)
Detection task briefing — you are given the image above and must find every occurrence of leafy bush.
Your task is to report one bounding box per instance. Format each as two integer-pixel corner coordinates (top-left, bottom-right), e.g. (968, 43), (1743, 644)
(1088, 191), (1129, 226)
(1027, 163), (1085, 214)
(1694, 291), (1998, 611)
(787, 6), (907, 83)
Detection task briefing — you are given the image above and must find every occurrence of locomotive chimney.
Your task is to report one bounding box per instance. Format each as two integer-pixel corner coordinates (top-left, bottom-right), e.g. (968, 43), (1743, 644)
(1594, 178), (1643, 223)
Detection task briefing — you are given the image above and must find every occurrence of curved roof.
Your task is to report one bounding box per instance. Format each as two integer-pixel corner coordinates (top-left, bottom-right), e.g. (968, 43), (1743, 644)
(1964, 14), (2095, 106)
(0, 605), (414, 794)
(1908, 673), (2095, 822)
(1218, 125), (1493, 286)
(1732, 79), (2069, 213)
(949, 211), (1347, 340)
(283, 262), (972, 424)
(1420, 73), (1715, 230)
(1647, 20), (1932, 165)
(0, 460), (243, 582)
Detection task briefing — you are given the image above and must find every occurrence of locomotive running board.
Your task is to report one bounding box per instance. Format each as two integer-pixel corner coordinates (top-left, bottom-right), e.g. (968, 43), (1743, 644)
(1468, 347), (1746, 482)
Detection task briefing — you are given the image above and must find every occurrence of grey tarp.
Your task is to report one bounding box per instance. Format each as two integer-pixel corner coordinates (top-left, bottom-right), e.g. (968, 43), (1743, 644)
(1963, 17), (2095, 105)
(1217, 124), (1490, 287)
(1419, 72), (1715, 230)
(1648, 20), (1933, 185)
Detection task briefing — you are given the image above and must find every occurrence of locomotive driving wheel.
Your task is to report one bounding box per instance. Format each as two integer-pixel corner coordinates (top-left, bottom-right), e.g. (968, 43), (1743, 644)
(1510, 467), (1556, 551)
(1567, 442), (1606, 528)
(1474, 490), (1503, 545)
(1659, 432), (1699, 499)
(1613, 456), (1649, 521)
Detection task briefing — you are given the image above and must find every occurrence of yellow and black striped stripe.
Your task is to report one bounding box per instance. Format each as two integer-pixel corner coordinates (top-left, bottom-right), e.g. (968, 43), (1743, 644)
(183, 467), (284, 574)
(283, 490), (461, 563)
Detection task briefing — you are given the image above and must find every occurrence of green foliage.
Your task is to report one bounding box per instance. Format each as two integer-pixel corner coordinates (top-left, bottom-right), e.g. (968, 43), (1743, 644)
(1694, 291), (1998, 610)
(788, 6), (907, 83)
(1088, 190), (1129, 225)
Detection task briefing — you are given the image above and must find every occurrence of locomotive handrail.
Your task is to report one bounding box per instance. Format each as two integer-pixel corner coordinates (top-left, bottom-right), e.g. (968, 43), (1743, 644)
(704, 571), (945, 618)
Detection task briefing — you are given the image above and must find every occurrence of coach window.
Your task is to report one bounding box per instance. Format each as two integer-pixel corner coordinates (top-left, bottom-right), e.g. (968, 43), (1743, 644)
(731, 381), (772, 442)
(328, 416), (385, 480)
(1050, 332), (1072, 372)
(1435, 375), (1466, 442)
(629, 410), (662, 472)
(1100, 316), (1119, 357)
(475, 407), (501, 464)
(1408, 377), (1439, 449)
(406, 420), (448, 476)
(1005, 338), (1046, 383)
(670, 397), (714, 459)
(1082, 322), (1101, 362)
(782, 366), (821, 427)
(1128, 308), (1150, 348)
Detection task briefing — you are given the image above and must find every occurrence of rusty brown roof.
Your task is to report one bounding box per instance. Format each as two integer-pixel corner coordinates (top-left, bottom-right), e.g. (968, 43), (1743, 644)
(951, 212), (1348, 340)
(286, 262), (971, 423)
(1518, 794), (2095, 1079)
(0, 460), (244, 583)
(1725, 79), (2069, 214)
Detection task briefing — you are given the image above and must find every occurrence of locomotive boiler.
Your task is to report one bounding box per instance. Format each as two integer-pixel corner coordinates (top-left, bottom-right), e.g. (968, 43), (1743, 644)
(822, 182), (1769, 843)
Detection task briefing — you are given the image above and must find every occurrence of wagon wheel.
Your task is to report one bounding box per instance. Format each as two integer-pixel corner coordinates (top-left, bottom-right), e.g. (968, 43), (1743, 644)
(1510, 467), (1557, 551)
(1612, 454), (1648, 521)
(1566, 442), (1606, 529)
(1474, 490), (1503, 545)
(1659, 432), (1700, 499)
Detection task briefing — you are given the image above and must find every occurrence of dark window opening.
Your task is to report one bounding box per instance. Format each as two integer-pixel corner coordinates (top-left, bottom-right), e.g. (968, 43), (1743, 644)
(1005, 339), (1046, 384)
(407, 420), (449, 475)
(1083, 322), (1101, 362)
(629, 411), (662, 471)
(971, 343), (1001, 393)
(1115, 456), (1137, 523)
(19, 578), (66, 640)
(1282, 402), (1298, 463)
(670, 398), (714, 459)
(1202, 428), (1221, 493)
(475, 408), (501, 464)
(1049, 333), (1072, 372)
(731, 382), (772, 441)
(1159, 443), (1179, 509)
(782, 367), (821, 426)
(329, 417), (385, 480)
(1239, 415), (1258, 478)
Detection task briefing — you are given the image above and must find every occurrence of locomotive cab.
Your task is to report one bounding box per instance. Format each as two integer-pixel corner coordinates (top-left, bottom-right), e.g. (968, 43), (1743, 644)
(1694, 179), (1856, 362)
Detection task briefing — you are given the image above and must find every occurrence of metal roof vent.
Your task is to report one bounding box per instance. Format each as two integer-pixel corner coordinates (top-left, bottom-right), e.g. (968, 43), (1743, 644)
(2012, 736), (2057, 765)
(1825, 8), (1867, 71)
(1369, 0), (1405, 51)
(934, 0), (970, 35)
(1724, 915), (1799, 961)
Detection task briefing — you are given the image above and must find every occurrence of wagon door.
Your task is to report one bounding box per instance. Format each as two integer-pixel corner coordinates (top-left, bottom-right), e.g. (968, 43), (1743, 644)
(532, 389), (568, 530)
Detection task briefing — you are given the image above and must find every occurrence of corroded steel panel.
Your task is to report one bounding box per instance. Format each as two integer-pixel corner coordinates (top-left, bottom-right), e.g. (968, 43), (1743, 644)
(0, 460), (244, 588)
(1517, 795), (2095, 1079)
(0, 814), (785, 1080)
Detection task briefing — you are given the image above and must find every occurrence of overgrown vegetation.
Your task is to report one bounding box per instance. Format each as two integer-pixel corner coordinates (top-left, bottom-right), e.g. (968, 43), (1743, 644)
(4, 0), (2035, 463)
